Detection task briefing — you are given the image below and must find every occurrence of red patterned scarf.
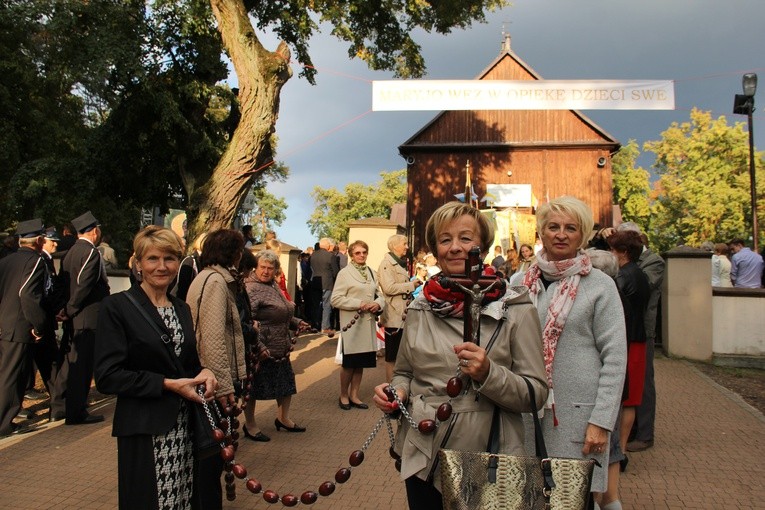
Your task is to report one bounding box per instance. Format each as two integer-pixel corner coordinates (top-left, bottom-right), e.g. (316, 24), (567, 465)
(523, 249), (592, 389)
(423, 265), (503, 318)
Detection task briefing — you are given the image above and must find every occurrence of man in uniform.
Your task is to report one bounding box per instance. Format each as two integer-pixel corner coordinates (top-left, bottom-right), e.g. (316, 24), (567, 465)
(38, 228), (67, 420)
(57, 211), (108, 425)
(0, 219), (47, 437)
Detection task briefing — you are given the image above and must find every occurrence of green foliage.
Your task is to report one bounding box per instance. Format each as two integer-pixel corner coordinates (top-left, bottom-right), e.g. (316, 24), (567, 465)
(0, 0), (230, 256)
(308, 169), (407, 241)
(243, 162), (289, 240)
(245, 0), (511, 82)
(611, 139), (652, 232)
(644, 108), (763, 252)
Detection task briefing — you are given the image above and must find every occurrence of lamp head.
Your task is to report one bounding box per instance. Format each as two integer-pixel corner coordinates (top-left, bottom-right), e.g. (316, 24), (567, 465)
(742, 73), (757, 97)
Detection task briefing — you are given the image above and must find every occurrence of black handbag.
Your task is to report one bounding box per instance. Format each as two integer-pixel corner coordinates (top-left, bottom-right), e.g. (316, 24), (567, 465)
(123, 291), (221, 460)
(439, 377), (597, 510)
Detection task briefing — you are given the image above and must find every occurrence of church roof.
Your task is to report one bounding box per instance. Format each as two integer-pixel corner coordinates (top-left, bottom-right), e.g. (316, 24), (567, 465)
(399, 34), (620, 152)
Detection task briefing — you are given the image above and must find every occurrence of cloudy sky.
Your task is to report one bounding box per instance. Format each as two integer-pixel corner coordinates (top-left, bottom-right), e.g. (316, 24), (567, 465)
(249, 0), (764, 249)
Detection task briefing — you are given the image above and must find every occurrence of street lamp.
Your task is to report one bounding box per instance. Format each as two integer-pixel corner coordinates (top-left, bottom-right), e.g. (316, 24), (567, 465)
(733, 73), (758, 252)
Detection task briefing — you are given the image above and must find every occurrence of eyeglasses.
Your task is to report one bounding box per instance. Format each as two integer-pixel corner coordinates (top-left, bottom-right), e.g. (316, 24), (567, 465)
(352, 251), (367, 255)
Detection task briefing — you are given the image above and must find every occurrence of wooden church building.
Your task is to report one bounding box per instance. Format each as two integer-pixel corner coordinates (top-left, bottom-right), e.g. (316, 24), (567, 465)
(399, 34), (621, 252)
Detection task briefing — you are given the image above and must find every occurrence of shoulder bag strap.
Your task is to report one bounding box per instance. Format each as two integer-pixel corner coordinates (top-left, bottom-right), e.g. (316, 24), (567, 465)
(124, 291), (184, 373)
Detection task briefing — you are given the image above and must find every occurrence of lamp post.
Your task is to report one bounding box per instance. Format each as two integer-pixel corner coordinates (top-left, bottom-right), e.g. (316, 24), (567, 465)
(733, 73), (759, 252)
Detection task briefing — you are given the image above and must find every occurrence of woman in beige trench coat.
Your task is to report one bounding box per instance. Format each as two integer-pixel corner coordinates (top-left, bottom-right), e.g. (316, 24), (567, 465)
(373, 202), (548, 509)
(331, 240), (386, 409)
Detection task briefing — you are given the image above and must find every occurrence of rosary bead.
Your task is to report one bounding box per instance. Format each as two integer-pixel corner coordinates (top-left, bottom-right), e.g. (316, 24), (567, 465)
(300, 491), (318, 505)
(349, 450), (365, 467)
(226, 493), (236, 502)
(224, 472), (235, 484)
(212, 428), (225, 442)
(281, 494), (299, 507)
(318, 482), (335, 496)
(221, 446), (235, 462)
(342, 327), (348, 332)
(231, 418), (240, 429)
(350, 319), (356, 325)
(224, 461), (234, 472)
(418, 419), (437, 434)
(231, 430), (240, 441)
(446, 377), (463, 398)
(232, 464), (248, 479)
(246, 478), (262, 494)
(224, 406), (234, 417)
(263, 490), (280, 504)
(218, 419), (229, 431)
(233, 406), (242, 416)
(354, 313), (360, 319)
(436, 402), (453, 421)
(335, 468), (351, 483)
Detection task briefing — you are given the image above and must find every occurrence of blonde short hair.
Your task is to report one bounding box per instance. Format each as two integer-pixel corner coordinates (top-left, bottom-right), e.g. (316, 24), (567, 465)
(536, 196), (594, 250)
(425, 202), (494, 256)
(133, 226), (183, 261)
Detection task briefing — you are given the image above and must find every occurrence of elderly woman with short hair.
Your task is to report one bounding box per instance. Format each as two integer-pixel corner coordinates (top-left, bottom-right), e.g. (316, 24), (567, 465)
(95, 226), (217, 510)
(331, 240), (386, 409)
(511, 195), (627, 498)
(243, 250), (310, 440)
(377, 234), (421, 382)
(373, 202), (548, 508)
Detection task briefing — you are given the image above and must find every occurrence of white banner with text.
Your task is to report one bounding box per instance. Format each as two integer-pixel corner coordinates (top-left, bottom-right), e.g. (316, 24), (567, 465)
(372, 80), (675, 111)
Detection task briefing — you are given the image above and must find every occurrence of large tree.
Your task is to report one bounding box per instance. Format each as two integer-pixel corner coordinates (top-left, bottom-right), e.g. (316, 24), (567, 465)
(611, 139), (652, 233)
(309, 169), (406, 241)
(188, 0), (511, 240)
(645, 108), (764, 252)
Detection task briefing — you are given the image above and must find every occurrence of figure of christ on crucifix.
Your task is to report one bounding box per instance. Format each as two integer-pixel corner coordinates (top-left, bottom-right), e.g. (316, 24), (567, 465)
(439, 246), (506, 345)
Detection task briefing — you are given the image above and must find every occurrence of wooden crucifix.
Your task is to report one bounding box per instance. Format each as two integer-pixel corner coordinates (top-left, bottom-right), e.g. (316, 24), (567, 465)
(440, 247), (505, 346)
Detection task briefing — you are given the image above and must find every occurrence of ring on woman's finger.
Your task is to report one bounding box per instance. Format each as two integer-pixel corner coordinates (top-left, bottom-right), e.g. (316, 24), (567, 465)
(459, 359), (470, 367)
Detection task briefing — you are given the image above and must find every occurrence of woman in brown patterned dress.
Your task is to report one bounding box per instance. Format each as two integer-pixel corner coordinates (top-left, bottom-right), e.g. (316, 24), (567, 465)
(242, 250), (311, 439)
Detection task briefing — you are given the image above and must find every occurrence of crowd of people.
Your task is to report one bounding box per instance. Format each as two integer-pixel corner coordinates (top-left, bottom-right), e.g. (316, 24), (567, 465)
(0, 199), (763, 510)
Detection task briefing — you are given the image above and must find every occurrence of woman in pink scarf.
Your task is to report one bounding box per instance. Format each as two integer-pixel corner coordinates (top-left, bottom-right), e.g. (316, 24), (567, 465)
(511, 196), (627, 500)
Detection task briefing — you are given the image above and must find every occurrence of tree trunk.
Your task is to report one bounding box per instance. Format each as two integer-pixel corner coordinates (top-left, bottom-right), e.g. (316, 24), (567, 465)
(186, 0), (292, 243)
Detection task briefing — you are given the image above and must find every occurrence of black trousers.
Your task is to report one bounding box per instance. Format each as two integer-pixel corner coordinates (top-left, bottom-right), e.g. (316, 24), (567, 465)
(194, 454), (223, 510)
(404, 476), (442, 510)
(0, 340), (33, 435)
(59, 328), (96, 420)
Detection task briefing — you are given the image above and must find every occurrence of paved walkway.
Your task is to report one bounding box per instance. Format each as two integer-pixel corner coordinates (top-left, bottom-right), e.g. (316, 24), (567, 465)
(0, 334), (762, 509)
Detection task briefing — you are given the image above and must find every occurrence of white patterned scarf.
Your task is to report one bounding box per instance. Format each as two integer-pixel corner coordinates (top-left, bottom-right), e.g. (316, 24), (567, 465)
(523, 249), (592, 389)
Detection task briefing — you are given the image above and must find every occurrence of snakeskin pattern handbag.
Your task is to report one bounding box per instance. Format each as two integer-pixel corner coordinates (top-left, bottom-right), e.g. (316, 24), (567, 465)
(439, 378), (596, 510)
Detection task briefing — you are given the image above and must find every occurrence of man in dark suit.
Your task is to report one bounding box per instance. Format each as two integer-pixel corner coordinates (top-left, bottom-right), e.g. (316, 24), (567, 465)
(310, 238), (339, 333)
(57, 211), (109, 425)
(36, 228), (67, 420)
(0, 219), (48, 437)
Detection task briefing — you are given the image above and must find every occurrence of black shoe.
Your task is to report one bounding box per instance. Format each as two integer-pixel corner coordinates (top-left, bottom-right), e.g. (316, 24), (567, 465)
(274, 418), (306, 432)
(349, 401), (369, 410)
(0, 424), (36, 438)
(65, 414), (105, 425)
(620, 455), (629, 473)
(242, 425), (270, 442)
(16, 409), (33, 420)
(338, 398), (351, 411)
(49, 413), (66, 423)
(24, 389), (47, 400)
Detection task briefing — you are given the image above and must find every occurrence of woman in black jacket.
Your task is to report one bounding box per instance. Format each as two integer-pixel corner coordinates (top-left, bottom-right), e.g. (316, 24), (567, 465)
(95, 226), (217, 510)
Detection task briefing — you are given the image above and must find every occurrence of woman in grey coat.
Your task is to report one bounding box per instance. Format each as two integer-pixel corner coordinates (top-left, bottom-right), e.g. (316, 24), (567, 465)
(511, 196), (627, 495)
